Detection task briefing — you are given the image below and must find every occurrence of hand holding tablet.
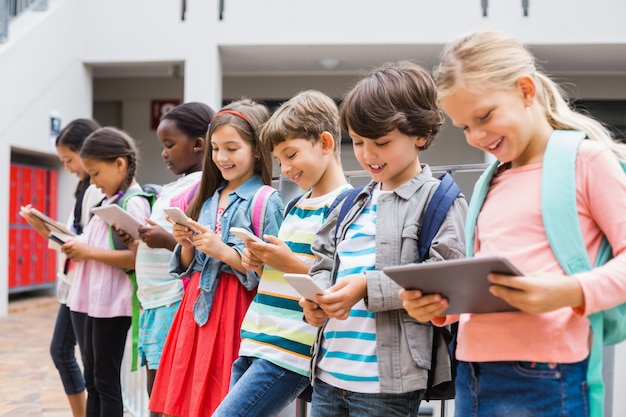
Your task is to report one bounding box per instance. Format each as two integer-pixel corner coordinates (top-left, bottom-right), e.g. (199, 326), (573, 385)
(384, 256), (521, 315)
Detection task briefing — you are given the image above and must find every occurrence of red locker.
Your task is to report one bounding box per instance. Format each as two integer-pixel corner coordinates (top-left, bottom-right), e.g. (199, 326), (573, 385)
(17, 228), (35, 287)
(8, 163), (60, 291)
(8, 228), (18, 288)
(9, 165), (20, 224)
(19, 166), (33, 222)
(32, 230), (46, 285)
(32, 168), (47, 212)
(48, 169), (58, 220)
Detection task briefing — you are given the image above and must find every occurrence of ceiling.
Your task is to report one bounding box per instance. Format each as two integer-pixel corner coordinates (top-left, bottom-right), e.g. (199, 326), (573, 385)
(91, 43), (626, 78)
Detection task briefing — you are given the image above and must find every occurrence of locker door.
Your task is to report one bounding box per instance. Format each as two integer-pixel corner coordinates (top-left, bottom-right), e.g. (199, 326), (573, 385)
(48, 169), (58, 219)
(32, 167), (46, 211)
(8, 229), (18, 289)
(32, 167), (49, 285)
(17, 229), (35, 287)
(9, 165), (21, 224)
(32, 229), (46, 285)
(19, 166), (33, 218)
(46, 168), (59, 283)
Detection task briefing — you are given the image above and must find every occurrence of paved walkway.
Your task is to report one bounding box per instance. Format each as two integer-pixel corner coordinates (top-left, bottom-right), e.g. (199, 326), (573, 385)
(0, 291), (73, 417)
(0, 290), (135, 417)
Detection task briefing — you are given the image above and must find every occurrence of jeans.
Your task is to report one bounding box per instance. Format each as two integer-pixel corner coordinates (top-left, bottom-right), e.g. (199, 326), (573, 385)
(50, 303), (85, 395)
(212, 356), (311, 417)
(310, 378), (424, 417)
(83, 315), (131, 417)
(455, 359), (590, 417)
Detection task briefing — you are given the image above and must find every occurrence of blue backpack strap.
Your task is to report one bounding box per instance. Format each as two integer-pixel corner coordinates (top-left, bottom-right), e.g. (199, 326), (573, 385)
(284, 195), (302, 218)
(465, 160), (500, 257)
(333, 186), (364, 246)
(417, 173), (461, 262)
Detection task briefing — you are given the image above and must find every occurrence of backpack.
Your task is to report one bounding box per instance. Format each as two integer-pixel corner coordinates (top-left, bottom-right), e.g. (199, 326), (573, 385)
(333, 173), (461, 405)
(465, 130), (626, 417)
(284, 187), (353, 221)
(107, 183), (160, 372)
(249, 185), (278, 238)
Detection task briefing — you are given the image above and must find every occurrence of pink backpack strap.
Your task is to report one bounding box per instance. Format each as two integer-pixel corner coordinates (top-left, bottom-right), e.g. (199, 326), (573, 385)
(250, 185), (276, 238)
(169, 181), (200, 212)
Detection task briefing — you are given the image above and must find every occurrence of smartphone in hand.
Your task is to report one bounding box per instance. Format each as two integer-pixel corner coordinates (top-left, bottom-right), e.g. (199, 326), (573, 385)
(283, 273), (328, 301)
(163, 207), (200, 234)
(230, 227), (264, 244)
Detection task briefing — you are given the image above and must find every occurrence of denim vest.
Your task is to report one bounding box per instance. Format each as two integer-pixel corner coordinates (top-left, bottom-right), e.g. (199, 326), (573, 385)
(169, 175), (284, 326)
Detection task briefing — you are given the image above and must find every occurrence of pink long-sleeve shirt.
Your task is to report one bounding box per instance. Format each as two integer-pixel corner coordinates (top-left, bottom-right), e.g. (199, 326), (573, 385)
(66, 194), (151, 318)
(436, 140), (626, 363)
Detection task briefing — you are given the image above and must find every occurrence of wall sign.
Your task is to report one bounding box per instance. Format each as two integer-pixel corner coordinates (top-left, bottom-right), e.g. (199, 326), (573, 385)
(151, 99), (181, 130)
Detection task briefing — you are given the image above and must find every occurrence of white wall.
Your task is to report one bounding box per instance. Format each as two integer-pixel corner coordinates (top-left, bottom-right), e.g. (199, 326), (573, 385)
(0, 0), (92, 314)
(212, 0), (626, 45)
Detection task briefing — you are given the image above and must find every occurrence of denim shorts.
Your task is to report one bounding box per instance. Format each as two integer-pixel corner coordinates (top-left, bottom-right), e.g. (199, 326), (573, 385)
(310, 378), (425, 417)
(137, 301), (181, 369)
(455, 359), (589, 417)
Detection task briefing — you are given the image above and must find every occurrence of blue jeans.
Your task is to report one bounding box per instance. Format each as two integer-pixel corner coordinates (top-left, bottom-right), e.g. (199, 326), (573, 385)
(212, 356), (310, 417)
(310, 378), (424, 417)
(455, 359), (590, 417)
(50, 303), (85, 395)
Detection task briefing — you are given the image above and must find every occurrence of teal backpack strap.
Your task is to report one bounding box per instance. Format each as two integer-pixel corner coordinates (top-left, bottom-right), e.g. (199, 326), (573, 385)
(541, 129), (617, 417)
(109, 185), (155, 372)
(465, 160), (500, 257)
(541, 130), (589, 273)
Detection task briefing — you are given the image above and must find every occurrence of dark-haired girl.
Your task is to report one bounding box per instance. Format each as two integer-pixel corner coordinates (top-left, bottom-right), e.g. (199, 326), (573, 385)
(63, 127), (151, 417)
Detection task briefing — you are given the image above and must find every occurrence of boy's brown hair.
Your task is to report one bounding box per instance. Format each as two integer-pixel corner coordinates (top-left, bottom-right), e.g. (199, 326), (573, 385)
(260, 90), (341, 155)
(339, 61), (443, 150)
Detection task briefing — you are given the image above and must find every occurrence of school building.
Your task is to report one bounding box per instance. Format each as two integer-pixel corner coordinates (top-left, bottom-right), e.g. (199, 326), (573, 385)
(1, 0), (626, 414)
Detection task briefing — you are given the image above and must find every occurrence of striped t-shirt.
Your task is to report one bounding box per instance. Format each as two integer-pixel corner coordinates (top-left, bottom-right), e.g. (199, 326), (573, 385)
(238, 185), (351, 376)
(317, 186), (388, 393)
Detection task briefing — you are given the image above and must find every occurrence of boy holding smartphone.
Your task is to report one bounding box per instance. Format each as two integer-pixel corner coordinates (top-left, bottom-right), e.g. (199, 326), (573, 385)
(213, 90), (351, 417)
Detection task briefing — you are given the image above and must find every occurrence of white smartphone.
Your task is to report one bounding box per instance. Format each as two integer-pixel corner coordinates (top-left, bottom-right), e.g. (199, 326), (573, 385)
(163, 207), (200, 234)
(230, 227), (264, 244)
(283, 273), (328, 301)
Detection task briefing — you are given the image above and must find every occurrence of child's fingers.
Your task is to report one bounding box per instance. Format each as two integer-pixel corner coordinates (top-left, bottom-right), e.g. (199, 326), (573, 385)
(398, 288), (423, 301)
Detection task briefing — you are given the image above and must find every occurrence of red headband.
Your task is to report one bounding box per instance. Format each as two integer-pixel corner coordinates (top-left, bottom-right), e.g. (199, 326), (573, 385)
(213, 109), (249, 123)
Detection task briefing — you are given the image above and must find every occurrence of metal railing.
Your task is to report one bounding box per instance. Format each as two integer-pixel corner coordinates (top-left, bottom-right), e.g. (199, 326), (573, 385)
(0, 0), (47, 43)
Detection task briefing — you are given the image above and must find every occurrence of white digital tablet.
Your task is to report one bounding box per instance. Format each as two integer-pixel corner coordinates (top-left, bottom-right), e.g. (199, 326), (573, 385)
(283, 273), (329, 301)
(163, 207), (200, 234)
(230, 227), (264, 244)
(383, 256), (521, 315)
(91, 204), (143, 240)
(28, 207), (76, 237)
